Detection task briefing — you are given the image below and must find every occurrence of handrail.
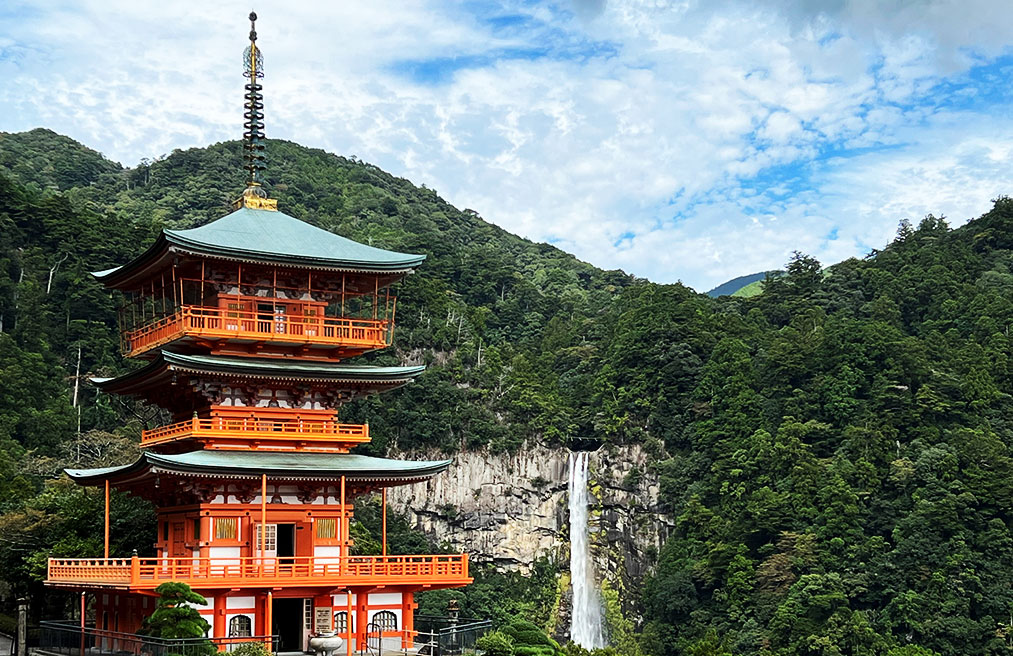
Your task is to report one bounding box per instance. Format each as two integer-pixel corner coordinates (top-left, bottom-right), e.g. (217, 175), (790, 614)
(141, 416), (369, 447)
(41, 621), (277, 648)
(40, 621), (278, 656)
(47, 553), (470, 588)
(124, 305), (390, 356)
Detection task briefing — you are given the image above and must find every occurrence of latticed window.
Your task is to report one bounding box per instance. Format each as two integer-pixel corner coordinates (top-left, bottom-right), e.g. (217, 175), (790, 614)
(215, 517), (238, 540)
(373, 611), (397, 632)
(254, 524), (277, 552)
(316, 518), (337, 539)
(334, 611), (352, 633)
(229, 615), (252, 638)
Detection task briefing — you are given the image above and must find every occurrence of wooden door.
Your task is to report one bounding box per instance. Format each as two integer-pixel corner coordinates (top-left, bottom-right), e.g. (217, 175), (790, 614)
(171, 522), (187, 557)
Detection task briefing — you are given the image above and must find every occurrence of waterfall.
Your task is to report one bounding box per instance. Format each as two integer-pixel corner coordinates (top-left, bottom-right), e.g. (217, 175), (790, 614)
(568, 451), (606, 649)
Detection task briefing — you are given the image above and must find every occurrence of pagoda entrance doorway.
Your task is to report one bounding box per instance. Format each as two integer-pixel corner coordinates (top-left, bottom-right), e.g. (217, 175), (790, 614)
(255, 523), (297, 565)
(272, 597), (310, 654)
(277, 523), (295, 564)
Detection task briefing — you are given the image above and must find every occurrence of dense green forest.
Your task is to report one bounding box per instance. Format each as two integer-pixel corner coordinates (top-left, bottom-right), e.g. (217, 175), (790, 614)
(3, 127), (1013, 656)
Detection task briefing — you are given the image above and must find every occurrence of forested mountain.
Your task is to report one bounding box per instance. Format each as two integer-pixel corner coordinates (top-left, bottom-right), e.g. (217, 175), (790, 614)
(3, 128), (1013, 656)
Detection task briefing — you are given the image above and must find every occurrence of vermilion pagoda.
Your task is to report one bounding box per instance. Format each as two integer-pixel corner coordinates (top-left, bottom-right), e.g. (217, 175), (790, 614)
(45, 13), (470, 653)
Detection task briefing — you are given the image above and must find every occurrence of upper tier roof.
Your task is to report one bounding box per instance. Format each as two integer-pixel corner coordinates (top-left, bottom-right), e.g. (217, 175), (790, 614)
(93, 207), (426, 288)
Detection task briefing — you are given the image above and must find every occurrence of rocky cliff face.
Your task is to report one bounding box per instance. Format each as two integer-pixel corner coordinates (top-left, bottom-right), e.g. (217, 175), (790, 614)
(388, 443), (673, 616)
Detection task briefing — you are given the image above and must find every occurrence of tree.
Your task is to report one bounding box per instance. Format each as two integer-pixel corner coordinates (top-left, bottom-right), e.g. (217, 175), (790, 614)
(141, 582), (215, 655)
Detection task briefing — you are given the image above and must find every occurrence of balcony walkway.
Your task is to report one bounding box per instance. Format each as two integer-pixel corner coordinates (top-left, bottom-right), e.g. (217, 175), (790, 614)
(47, 554), (470, 591)
(141, 416), (369, 450)
(124, 306), (389, 357)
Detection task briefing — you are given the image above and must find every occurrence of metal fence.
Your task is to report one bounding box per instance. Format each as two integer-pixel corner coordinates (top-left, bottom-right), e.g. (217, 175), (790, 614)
(413, 616), (492, 656)
(39, 621), (276, 656)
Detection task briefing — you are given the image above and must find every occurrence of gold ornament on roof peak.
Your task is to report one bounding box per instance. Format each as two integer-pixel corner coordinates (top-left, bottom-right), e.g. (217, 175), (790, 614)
(235, 10), (277, 211)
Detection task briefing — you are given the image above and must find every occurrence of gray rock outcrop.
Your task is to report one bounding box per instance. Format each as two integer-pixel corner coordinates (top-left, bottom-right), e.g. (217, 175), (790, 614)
(388, 443), (674, 618)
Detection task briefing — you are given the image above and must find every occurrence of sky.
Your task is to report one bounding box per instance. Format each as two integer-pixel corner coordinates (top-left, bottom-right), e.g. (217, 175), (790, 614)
(1, 1), (1012, 292)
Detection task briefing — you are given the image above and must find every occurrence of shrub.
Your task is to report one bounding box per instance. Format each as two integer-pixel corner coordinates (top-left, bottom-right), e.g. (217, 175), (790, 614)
(499, 619), (560, 656)
(476, 631), (515, 656)
(229, 642), (272, 656)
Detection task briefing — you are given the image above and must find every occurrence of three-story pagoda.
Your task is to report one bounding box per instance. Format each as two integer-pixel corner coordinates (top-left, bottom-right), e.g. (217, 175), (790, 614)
(45, 13), (471, 654)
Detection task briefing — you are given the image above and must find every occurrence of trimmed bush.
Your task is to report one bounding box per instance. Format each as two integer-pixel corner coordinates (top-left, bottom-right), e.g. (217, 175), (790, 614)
(476, 631), (515, 656)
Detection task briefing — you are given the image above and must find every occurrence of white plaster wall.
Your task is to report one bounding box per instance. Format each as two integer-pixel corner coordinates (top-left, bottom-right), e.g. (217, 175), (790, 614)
(207, 546), (241, 563)
(314, 546), (341, 559)
(226, 596), (256, 610)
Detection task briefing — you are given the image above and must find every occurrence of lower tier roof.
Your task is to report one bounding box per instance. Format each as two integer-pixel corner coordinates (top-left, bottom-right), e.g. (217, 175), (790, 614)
(67, 450), (452, 489)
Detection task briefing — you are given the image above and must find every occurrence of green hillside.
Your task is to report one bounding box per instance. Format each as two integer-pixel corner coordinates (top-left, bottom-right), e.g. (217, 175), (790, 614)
(3, 130), (1013, 655)
(730, 278), (764, 297)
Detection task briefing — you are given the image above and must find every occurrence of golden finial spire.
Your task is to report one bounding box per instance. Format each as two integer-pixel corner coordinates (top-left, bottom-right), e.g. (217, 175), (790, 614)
(235, 10), (277, 211)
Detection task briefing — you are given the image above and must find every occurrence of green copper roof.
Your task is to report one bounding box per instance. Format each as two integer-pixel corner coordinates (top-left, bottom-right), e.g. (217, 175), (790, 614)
(93, 207), (425, 286)
(66, 451), (452, 486)
(164, 208), (425, 271)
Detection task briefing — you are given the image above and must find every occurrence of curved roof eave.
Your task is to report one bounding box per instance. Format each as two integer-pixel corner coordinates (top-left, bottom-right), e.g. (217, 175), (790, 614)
(90, 234), (172, 289)
(66, 451), (453, 486)
(93, 352), (427, 395)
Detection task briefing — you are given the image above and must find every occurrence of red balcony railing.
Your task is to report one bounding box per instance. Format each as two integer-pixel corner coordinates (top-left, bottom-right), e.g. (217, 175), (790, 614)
(47, 554), (470, 590)
(124, 306), (390, 357)
(141, 416), (369, 450)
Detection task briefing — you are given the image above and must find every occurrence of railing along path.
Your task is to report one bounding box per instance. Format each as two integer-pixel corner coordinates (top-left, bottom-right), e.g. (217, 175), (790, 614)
(40, 621), (278, 656)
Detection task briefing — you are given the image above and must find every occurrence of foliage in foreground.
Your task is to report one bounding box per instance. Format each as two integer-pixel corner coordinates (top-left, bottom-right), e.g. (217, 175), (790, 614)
(226, 642), (271, 656)
(140, 582), (215, 656)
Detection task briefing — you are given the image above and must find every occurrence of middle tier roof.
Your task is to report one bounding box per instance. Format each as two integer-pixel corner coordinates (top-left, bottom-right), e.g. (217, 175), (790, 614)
(94, 351), (425, 409)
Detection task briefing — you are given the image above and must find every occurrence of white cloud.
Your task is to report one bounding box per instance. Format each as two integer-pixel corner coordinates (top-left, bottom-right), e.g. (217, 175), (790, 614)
(1, 0), (1011, 290)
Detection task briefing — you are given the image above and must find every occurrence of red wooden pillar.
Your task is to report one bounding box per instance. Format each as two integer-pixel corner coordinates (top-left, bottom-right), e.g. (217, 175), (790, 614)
(214, 593), (226, 649)
(266, 591), (273, 653)
(345, 589), (353, 656)
(355, 590), (369, 651)
(79, 592), (86, 656)
(339, 476), (347, 561)
(104, 480), (110, 558)
(381, 489), (387, 556)
(401, 591), (415, 649)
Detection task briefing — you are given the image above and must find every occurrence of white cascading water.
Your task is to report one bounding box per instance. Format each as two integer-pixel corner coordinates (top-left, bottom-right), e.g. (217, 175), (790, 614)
(568, 451), (607, 649)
